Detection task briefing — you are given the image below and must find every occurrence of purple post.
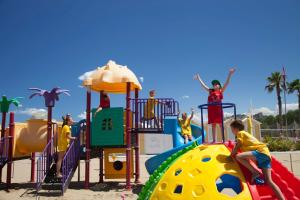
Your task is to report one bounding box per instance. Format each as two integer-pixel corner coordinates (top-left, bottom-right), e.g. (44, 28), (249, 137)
(134, 88), (140, 183)
(125, 82), (131, 190)
(99, 148), (104, 183)
(85, 89), (91, 189)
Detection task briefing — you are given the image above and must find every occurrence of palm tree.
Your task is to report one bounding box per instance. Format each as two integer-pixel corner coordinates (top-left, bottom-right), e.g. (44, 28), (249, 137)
(287, 79), (300, 123)
(265, 72), (283, 131)
(0, 96), (22, 138)
(29, 87), (70, 143)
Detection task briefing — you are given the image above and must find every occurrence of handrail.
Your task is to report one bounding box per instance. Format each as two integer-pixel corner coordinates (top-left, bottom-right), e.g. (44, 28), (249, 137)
(36, 137), (54, 192)
(61, 136), (80, 193)
(36, 123), (58, 193)
(198, 102), (237, 143)
(130, 98), (179, 132)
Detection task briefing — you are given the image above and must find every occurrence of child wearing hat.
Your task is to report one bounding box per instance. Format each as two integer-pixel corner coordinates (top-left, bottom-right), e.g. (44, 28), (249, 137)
(194, 68), (235, 143)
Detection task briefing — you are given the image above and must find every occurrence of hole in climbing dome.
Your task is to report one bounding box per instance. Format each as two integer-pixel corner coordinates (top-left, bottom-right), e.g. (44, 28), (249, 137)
(215, 174), (243, 197)
(201, 156), (211, 162)
(113, 161), (123, 171)
(174, 185), (183, 194)
(174, 168), (182, 176)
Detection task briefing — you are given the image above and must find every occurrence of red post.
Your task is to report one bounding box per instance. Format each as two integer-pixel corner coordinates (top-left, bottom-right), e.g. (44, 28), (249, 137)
(7, 112), (14, 188)
(0, 112), (6, 183)
(125, 82), (131, 190)
(84, 88), (91, 189)
(134, 88), (140, 183)
(30, 152), (35, 182)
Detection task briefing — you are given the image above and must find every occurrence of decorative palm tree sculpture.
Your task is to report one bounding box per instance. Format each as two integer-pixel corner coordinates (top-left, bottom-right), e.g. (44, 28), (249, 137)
(0, 96), (22, 138)
(29, 87), (70, 143)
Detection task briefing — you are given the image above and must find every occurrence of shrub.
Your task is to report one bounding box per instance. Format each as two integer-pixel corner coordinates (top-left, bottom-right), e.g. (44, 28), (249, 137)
(264, 137), (295, 151)
(295, 140), (300, 151)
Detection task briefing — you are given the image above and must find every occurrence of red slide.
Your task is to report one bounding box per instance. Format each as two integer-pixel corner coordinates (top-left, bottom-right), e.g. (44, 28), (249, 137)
(226, 141), (300, 200)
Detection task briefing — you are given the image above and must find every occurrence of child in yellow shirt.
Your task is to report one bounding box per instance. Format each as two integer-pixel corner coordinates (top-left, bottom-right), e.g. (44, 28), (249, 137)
(228, 120), (285, 200)
(143, 90), (160, 128)
(177, 109), (194, 144)
(56, 114), (76, 178)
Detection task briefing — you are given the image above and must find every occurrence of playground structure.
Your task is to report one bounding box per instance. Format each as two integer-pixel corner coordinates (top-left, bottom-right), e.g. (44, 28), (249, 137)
(0, 60), (299, 200)
(139, 103), (300, 200)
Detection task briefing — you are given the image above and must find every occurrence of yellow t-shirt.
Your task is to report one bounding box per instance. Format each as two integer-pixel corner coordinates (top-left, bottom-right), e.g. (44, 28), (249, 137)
(237, 130), (271, 158)
(178, 118), (192, 136)
(144, 97), (158, 119)
(57, 125), (71, 152)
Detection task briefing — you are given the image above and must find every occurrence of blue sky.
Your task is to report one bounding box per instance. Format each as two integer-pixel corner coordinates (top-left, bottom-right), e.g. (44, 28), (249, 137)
(0, 0), (299, 122)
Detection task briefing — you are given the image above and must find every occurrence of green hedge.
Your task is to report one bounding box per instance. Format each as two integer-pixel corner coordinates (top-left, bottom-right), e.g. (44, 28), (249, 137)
(263, 136), (300, 151)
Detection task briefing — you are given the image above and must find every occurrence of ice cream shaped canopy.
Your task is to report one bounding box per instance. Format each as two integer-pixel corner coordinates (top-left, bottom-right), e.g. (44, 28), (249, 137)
(81, 60), (142, 93)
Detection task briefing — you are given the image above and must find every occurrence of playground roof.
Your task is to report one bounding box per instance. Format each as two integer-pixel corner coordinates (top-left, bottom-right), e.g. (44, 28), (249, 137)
(82, 60), (142, 93)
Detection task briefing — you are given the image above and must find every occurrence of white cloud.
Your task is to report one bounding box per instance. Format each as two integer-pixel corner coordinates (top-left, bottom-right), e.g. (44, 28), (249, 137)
(139, 77), (144, 83)
(252, 103), (298, 116)
(78, 111), (86, 119)
(78, 70), (96, 81)
(16, 108), (47, 119)
(181, 95), (190, 99)
(252, 107), (276, 116)
(224, 112), (233, 117)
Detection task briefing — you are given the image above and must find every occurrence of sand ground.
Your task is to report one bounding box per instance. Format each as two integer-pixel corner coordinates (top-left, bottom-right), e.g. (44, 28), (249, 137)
(0, 152), (299, 200)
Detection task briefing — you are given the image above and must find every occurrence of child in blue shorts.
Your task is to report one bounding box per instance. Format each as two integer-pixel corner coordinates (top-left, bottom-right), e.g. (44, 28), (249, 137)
(228, 120), (285, 200)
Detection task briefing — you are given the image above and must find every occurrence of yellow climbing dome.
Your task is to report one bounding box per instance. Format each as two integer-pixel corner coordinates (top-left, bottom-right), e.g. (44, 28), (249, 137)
(82, 60), (142, 93)
(150, 144), (252, 200)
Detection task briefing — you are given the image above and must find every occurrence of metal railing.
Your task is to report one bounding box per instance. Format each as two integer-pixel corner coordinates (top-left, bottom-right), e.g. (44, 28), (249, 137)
(130, 98), (179, 132)
(36, 137), (55, 192)
(61, 137), (80, 193)
(0, 137), (11, 166)
(36, 123), (58, 193)
(198, 102), (237, 143)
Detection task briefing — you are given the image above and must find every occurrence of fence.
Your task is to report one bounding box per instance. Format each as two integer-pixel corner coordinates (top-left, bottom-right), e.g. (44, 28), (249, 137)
(261, 129), (300, 138)
(130, 98), (179, 132)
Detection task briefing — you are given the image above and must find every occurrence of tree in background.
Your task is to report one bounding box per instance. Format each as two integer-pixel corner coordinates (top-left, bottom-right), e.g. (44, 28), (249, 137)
(287, 79), (300, 123)
(265, 72), (283, 131)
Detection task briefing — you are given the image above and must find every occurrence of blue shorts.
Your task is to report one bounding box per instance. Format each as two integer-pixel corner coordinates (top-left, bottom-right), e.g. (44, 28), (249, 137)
(252, 150), (271, 169)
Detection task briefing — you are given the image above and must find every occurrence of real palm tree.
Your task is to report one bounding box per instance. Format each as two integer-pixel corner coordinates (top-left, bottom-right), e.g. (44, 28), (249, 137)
(28, 87), (70, 143)
(265, 72), (283, 131)
(0, 96), (22, 138)
(287, 79), (300, 124)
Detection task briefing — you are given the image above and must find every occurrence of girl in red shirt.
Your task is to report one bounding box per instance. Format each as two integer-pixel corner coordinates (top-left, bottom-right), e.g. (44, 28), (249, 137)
(194, 68), (235, 143)
(94, 91), (110, 117)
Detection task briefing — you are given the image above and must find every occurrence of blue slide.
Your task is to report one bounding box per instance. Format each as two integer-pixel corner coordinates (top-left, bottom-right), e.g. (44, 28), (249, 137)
(145, 118), (205, 174)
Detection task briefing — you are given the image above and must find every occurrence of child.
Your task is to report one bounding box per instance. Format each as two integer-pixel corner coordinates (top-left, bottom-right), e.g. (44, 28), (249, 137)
(178, 109), (194, 144)
(228, 120), (285, 200)
(194, 68), (235, 143)
(56, 114), (76, 178)
(143, 90), (159, 128)
(94, 91), (110, 117)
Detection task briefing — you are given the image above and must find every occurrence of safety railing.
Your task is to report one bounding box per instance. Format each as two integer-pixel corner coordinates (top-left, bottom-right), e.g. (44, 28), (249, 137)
(131, 98), (179, 133)
(0, 137), (11, 166)
(36, 123), (58, 193)
(36, 137), (55, 192)
(198, 102), (236, 143)
(61, 137), (80, 194)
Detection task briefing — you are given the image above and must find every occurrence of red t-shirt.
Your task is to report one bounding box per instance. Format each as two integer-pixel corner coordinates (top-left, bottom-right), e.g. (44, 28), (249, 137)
(100, 96), (110, 108)
(207, 89), (223, 124)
